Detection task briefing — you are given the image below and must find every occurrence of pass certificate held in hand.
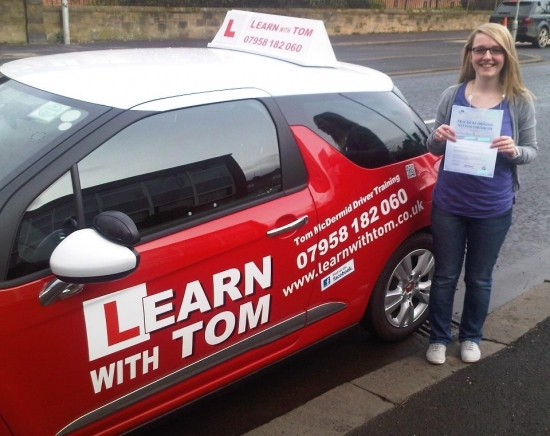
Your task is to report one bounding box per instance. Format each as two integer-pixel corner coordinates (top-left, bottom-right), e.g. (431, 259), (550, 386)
(443, 105), (503, 178)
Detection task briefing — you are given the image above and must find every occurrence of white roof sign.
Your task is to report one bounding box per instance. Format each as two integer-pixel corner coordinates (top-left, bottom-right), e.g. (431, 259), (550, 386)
(208, 10), (337, 67)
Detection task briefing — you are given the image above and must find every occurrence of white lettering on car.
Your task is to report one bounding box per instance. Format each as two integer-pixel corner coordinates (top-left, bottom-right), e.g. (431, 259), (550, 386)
(84, 256), (273, 393)
(282, 172), (426, 296)
(171, 295), (271, 358)
(283, 199), (425, 297)
(89, 347), (160, 394)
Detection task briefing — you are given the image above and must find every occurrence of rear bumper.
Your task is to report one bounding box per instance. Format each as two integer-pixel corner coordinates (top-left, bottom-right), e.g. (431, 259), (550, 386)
(489, 17), (539, 41)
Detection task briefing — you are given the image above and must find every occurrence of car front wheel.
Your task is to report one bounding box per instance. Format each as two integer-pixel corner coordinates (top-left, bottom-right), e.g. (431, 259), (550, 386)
(360, 232), (434, 341)
(535, 27), (549, 48)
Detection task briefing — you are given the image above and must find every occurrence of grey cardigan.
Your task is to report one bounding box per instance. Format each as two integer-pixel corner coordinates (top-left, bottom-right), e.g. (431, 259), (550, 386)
(426, 84), (538, 191)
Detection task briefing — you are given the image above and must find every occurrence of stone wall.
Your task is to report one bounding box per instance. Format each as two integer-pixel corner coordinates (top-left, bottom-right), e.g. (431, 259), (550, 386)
(26, 0), (48, 43)
(1, 4), (490, 45)
(0, 0), (27, 43)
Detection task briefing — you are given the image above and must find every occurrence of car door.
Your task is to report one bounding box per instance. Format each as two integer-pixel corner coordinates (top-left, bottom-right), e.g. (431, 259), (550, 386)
(0, 97), (318, 436)
(275, 90), (437, 340)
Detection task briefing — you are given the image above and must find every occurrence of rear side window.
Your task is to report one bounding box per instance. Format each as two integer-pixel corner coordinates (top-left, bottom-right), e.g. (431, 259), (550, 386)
(8, 99), (281, 280)
(494, 2), (536, 15)
(276, 91), (428, 169)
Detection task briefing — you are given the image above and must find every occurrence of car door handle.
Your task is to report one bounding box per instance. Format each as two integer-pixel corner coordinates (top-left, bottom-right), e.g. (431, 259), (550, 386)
(267, 215), (309, 237)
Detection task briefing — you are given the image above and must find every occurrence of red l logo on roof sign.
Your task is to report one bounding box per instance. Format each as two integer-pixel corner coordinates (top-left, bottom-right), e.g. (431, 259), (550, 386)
(224, 19), (236, 37)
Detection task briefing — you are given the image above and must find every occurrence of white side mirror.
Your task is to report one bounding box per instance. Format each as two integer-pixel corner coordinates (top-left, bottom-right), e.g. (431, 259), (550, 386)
(50, 228), (139, 283)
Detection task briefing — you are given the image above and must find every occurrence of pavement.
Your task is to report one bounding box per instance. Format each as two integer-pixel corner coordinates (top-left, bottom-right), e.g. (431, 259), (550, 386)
(2, 31), (549, 435)
(246, 281), (550, 436)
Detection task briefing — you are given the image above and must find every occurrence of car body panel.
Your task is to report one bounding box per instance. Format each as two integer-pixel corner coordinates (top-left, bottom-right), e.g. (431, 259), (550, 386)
(290, 126), (436, 320)
(0, 188), (319, 436)
(0, 11), (439, 435)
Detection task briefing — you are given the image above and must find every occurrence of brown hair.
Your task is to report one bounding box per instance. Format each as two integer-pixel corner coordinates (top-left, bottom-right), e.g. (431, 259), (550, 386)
(458, 23), (533, 103)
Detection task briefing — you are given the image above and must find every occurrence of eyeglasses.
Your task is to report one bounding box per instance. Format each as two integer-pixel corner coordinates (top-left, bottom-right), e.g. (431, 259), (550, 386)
(470, 46), (505, 55)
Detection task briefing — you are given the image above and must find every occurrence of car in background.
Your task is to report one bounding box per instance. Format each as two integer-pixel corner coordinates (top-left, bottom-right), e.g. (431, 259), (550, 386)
(0, 10), (438, 436)
(490, 0), (550, 47)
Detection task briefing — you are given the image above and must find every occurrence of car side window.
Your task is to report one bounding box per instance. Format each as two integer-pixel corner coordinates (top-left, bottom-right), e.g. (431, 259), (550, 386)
(275, 92), (428, 168)
(76, 99), (281, 233)
(7, 172), (76, 280)
(8, 99), (281, 280)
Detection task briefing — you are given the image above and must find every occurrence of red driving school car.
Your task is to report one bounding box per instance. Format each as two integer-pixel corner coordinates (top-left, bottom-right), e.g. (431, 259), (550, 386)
(0, 10), (439, 436)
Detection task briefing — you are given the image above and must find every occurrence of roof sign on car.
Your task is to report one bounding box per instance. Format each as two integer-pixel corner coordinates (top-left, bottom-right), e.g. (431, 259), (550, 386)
(208, 10), (338, 67)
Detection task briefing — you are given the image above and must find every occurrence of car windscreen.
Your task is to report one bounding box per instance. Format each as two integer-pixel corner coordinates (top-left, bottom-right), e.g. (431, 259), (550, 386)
(0, 77), (109, 189)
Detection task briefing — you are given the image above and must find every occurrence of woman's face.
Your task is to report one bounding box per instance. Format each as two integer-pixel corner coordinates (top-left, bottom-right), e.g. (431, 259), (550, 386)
(470, 33), (505, 81)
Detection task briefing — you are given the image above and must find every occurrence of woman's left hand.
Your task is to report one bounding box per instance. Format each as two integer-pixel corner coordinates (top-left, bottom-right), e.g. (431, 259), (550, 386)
(491, 136), (519, 158)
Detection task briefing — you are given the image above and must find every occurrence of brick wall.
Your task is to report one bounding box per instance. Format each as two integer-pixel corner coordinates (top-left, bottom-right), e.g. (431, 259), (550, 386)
(1, 5), (489, 44)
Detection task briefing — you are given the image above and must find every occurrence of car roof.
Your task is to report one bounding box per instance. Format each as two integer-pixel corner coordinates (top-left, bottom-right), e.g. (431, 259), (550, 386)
(0, 47), (394, 110)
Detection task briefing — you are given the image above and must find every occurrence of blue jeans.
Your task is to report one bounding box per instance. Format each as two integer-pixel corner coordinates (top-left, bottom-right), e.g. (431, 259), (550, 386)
(428, 204), (512, 346)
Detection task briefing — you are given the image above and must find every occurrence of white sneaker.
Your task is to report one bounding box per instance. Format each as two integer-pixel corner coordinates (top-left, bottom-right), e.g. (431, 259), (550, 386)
(461, 341), (481, 363)
(426, 343), (446, 364)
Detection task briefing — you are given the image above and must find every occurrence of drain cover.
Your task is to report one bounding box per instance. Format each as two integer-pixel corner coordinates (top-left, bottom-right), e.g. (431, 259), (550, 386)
(415, 320), (461, 340)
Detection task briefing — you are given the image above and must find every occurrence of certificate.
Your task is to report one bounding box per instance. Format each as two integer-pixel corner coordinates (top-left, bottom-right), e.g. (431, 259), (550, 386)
(443, 105), (503, 178)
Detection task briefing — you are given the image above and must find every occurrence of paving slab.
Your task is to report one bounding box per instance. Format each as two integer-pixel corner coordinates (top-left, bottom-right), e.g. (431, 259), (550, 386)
(483, 280), (550, 344)
(352, 340), (505, 405)
(245, 383), (393, 436)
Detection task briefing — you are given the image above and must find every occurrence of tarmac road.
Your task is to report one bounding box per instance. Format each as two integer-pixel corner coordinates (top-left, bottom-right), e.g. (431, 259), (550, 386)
(0, 30), (544, 75)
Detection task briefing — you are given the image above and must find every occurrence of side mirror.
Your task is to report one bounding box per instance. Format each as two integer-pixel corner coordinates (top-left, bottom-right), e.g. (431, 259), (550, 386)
(49, 211), (140, 284)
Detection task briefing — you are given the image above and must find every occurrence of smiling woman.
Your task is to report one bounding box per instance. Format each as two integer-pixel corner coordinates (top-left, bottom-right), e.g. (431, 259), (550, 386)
(425, 22), (538, 366)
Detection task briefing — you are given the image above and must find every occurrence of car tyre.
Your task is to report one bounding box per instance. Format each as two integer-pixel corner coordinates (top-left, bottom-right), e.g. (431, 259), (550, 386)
(535, 27), (549, 48)
(360, 232), (434, 341)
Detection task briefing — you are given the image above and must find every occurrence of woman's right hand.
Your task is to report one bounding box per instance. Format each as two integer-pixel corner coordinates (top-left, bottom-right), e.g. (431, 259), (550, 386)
(434, 124), (456, 143)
